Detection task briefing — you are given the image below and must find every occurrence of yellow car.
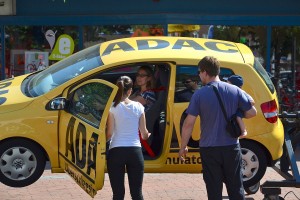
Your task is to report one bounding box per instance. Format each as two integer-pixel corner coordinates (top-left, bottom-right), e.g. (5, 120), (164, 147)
(0, 37), (283, 197)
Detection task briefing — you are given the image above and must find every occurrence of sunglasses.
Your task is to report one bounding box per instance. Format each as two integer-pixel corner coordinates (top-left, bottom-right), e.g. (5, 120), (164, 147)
(198, 69), (204, 75)
(183, 80), (193, 84)
(136, 73), (149, 78)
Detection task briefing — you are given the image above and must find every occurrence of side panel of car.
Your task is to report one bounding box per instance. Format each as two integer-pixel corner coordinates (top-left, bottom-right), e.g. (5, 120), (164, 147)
(0, 94), (64, 187)
(165, 102), (202, 172)
(0, 95), (61, 169)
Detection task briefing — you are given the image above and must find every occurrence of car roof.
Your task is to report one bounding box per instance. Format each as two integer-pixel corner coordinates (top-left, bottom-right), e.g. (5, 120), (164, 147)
(99, 36), (254, 66)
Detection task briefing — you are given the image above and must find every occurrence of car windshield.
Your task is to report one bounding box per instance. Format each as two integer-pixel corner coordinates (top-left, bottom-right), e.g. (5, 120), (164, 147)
(253, 58), (275, 94)
(24, 44), (103, 97)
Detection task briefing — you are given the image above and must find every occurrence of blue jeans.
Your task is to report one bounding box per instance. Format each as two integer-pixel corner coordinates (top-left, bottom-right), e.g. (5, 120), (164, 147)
(107, 147), (144, 200)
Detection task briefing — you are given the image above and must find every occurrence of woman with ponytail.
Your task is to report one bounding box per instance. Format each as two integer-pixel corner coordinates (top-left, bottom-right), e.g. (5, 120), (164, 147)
(106, 75), (151, 200)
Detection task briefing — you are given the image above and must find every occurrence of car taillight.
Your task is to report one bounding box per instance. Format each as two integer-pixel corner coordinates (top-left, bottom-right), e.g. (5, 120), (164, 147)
(260, 99), (278, 123)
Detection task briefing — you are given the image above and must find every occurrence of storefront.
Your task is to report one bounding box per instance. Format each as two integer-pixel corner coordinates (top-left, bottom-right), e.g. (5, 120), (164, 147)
(1, 0), (300, 84)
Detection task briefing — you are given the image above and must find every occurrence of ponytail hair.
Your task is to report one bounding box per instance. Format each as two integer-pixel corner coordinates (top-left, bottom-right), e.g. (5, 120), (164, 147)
(113, 76), (133, 107)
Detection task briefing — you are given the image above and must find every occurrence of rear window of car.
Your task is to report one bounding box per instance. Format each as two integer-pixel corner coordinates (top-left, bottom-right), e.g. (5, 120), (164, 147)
(253, 58), (275, 94)
(175, 66), (234, 89)
(175, 65), (238, 103)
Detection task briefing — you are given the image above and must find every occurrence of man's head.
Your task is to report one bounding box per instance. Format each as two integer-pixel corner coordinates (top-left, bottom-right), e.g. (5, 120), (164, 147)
(227, 75), (244, 88)
(198, 56), (220, 84)
(183, 75), (199, 90)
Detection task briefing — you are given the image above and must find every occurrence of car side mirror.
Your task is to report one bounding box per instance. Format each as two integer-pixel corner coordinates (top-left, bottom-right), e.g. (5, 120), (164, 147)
(48, 97), (68, 110)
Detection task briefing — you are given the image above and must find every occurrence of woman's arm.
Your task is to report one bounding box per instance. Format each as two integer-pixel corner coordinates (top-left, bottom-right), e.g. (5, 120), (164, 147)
(106, 112), (114, 141)
(139, 112), (151, 140)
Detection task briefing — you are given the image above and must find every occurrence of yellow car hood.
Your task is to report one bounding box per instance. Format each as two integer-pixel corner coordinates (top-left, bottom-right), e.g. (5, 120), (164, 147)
(0, 76), (34, 114)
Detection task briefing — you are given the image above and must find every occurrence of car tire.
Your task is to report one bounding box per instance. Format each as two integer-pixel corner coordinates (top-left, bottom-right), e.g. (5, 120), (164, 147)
(0, 139), (46, 187)
(244, 181), (260, 194)
(240, 140), (267, 188)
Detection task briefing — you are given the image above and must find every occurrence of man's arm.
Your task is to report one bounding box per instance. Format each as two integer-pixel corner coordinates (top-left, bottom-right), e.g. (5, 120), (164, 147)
(244, 106), (257, 119)
(240, 90), (257, 119)
(178, 114), (197, 160)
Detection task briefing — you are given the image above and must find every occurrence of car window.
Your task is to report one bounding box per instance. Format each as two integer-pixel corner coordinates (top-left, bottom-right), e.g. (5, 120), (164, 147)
(253, 58), (275, 94)
(175, 65), (234, 102)
(68, 82), (113, 128)
(175, 66), (200, 103)
(219, 68), (234, 81)
(24, 44), (103, 97)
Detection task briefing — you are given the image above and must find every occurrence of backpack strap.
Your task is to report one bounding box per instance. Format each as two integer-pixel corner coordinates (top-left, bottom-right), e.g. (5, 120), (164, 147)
(211, 85), (229, 123)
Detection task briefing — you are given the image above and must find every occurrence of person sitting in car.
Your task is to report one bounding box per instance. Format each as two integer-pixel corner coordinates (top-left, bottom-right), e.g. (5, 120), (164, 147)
(175, 75), (199, 102)
(130, 65), (156, 112)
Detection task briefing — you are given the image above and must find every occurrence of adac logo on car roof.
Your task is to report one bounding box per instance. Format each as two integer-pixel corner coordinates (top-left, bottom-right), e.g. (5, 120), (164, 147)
(101, 37), (239, 57)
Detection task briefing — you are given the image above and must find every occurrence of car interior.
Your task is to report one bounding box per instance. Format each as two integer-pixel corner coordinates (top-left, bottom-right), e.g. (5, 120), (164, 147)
(86, 62), (171, 160)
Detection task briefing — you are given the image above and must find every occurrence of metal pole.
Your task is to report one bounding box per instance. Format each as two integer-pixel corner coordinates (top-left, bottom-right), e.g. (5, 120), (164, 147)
(291, 37), (296, 93)
(78, 25), (84, 50)
(266, 26), (272, 73)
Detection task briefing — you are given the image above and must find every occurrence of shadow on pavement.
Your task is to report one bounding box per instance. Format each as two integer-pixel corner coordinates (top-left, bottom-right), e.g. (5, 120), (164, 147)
(45, 161), (51, 170)
(223, 196), (255, 200)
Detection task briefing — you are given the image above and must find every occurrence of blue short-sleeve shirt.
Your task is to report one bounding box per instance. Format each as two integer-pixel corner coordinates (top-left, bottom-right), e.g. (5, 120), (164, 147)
(186, 81), (252, 147)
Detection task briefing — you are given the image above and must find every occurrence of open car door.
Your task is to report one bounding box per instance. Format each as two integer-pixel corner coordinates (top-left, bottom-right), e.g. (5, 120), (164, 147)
(57, 79), (118, 197)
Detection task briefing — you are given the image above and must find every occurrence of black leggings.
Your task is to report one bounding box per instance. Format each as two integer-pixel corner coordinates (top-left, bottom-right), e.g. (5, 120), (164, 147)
(107, 147), (144, 200)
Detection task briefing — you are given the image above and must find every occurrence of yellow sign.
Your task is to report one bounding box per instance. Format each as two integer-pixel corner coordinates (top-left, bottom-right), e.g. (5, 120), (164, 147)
(168, 24), (200, 33)
(49, 34), (75, 60)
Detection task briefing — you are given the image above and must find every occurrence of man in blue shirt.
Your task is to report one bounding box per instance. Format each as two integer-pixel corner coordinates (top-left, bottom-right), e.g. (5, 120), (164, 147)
(178, 56), (257, 200)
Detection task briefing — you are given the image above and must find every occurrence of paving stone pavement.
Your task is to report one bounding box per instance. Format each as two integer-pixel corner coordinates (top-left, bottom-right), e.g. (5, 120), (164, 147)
(1, 149), (300, 200)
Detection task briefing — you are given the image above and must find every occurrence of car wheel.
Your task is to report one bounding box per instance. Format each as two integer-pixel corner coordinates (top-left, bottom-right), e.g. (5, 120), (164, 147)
(244, 181), (260, 194)
(240, 140), (267, 188)
(0, 139), (46, 187)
